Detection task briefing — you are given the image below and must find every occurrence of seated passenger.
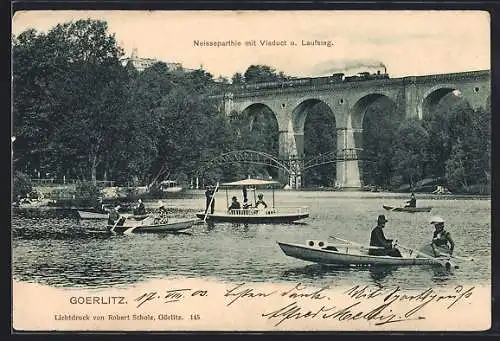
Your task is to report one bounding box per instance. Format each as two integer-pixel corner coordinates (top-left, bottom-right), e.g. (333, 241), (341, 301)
(255, 193), (268, 209)
(368, 215), (402, 257)
(228, 196), (241, 211)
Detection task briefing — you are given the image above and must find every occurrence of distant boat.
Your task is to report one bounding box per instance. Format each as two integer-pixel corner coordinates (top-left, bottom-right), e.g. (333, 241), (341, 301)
(197, 178), (309, 224)
(160, 180), (183, 193)
(107, 218), (197, 234)
(77, 210), (149, 221)
(382, 205), (432, 213)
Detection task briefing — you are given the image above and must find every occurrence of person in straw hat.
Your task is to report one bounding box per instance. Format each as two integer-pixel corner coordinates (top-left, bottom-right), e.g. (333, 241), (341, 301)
(429, 216), (455, 256)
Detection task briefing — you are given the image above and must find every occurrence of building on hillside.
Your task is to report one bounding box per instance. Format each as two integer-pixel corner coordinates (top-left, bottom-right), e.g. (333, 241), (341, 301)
(120, 48), (192, 73)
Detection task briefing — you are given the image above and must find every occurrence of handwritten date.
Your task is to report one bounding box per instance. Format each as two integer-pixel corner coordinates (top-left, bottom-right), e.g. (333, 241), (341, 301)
(134, 288), (208, 308)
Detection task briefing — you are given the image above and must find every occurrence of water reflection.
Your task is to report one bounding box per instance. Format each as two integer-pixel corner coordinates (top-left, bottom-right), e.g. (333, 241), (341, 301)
(369, 265), (399, 282)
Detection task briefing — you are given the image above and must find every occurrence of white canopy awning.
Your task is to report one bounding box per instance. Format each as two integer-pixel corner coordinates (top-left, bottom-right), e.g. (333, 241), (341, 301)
(221, 178), (280, 187)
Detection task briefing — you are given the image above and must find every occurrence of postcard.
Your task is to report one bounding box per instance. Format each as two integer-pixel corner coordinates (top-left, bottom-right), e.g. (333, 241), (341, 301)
(11, 10), (491, 332)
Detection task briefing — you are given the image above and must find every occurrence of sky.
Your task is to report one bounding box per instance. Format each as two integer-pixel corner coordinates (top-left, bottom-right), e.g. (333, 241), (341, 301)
(12, 10), (490, 79)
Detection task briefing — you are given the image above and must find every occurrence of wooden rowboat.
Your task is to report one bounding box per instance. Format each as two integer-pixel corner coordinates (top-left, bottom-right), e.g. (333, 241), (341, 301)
(382, 205), (432, 213)
(107, 218), (198, 234)
(277, 239), (453, 268)
(78, 210), (149, 220)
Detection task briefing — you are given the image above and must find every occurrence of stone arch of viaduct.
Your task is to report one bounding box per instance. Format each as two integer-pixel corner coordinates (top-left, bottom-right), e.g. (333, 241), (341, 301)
(220, 70), (490, 189)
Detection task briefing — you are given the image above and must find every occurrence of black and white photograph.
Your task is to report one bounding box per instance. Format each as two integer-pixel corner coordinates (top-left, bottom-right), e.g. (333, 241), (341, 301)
(11, 10), (491, 331)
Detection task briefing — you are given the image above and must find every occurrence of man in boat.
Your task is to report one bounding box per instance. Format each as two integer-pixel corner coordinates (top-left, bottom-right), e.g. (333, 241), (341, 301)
(242, 198), (252, 209)
(369, 215), (402, 257)
(205, 185), (217, 214)
(255, 193), (268, 209)
(108, 205), (125, 227)
(242, 185), (248, 202)
(228, 196), (241, 211)
(96, 196), (106, 213)
(404, 192), (417, 208)
(153, 202), (169, 224)
(134, 198), (146, 215)
(428, 216), (455, 256)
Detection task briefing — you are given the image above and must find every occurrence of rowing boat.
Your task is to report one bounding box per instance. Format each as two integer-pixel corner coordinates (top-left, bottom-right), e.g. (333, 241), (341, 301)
(277, 239), (452, 267)
(77, 210), (149, 220)
(107, 218), (198, 234)
(382, 205), (432, 213)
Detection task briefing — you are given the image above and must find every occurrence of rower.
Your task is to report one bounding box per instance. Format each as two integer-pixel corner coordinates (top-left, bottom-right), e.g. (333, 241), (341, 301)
(368, 215), (402, 257)
(134, 198), (146, 215)
(429, 216), (455, 256)
(108, 205), (125, 226)
(404, 192), (416, 208)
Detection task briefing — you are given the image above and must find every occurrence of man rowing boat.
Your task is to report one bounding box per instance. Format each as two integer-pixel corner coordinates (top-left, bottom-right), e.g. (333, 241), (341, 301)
(404, 192), (416, 208)
(368, 215), (402, 257)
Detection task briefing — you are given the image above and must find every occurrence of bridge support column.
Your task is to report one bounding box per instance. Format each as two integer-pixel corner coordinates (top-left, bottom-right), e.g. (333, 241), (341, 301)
(404, 77), (422, 119)
(336, 127), (362, 190)
(278, 129), (304, 189)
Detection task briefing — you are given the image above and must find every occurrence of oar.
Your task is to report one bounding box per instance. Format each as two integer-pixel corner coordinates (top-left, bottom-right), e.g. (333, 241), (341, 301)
(123, 223), (140, 235)
(394, 242), (457, 270)
(110, 215), (125, 233)
(203, 181), (219, 223)
(430, 249), (474, 262)
(328, 236), (385, 250)
(449, 254), (474, 262)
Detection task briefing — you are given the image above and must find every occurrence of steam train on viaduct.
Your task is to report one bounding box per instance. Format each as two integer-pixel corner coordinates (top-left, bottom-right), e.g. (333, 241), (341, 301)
(232, 67), (389, 91)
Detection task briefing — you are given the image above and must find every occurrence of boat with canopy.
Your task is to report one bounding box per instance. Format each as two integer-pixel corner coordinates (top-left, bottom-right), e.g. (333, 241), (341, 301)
(195, 178), (309, 224)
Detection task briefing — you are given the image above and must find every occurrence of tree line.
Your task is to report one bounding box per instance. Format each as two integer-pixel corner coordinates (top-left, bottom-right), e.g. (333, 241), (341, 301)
(12, 19), (490, 196)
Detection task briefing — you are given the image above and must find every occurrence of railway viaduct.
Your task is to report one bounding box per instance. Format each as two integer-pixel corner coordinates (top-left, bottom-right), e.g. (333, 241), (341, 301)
(214, 70), (490, 189)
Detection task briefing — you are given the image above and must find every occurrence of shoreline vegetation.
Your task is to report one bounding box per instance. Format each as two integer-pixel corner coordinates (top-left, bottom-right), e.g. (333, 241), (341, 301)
(13, 185), (491, 212)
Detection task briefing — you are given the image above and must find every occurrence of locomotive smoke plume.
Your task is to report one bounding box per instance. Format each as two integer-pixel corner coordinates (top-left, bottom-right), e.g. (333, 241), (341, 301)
(312, 59), (387, 75)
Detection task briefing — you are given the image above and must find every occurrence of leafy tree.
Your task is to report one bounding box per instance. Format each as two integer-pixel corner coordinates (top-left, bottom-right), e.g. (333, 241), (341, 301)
(445, 108), (491, 192)
(303, 102), (336, 187)
(421, 92), (473, 179)
(243, 65), (283, 83)
(231, 72), (244, 84)
(390, 118), (430, 188)
(13, 171), (33, 199)
(12, 19), (127, 183)
(361, 98), (402, 187)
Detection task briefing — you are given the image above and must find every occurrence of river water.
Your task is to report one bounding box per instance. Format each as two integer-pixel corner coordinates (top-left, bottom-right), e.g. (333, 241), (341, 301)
(11, 191), (491, 290)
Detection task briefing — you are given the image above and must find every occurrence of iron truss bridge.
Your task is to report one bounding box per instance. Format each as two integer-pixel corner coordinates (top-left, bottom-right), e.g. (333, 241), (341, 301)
(196, 149), (376, 176)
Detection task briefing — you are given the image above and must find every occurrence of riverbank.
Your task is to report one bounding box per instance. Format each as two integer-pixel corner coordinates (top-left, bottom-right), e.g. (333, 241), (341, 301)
(12, 190), (490, 215)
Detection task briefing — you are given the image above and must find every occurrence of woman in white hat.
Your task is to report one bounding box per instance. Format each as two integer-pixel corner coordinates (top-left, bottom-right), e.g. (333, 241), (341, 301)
(429, 216), (455, 256)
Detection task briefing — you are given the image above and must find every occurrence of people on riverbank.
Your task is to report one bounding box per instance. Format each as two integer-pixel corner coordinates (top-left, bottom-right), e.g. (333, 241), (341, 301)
(368, 215), (402, 257)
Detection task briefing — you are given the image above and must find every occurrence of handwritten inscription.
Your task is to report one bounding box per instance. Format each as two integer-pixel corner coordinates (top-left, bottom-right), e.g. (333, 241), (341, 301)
(259, 284), (475, 327)
(134, 288), (208, 308)
(124, 282), (475, 328)
(224, 283), (277, 306)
